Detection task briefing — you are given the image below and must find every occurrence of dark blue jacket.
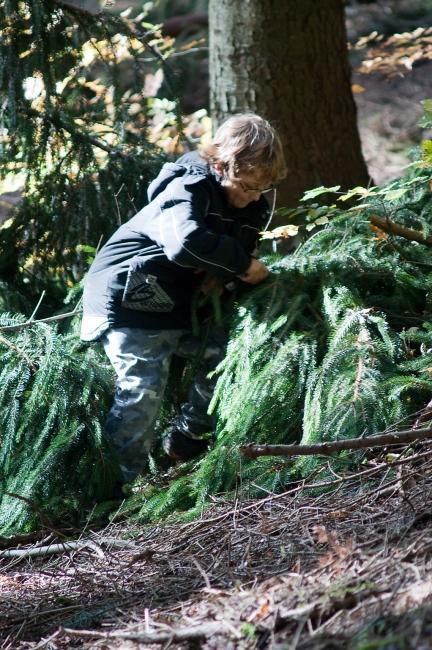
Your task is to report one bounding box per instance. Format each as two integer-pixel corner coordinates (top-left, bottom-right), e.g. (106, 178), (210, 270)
(81, 152), (269, 340)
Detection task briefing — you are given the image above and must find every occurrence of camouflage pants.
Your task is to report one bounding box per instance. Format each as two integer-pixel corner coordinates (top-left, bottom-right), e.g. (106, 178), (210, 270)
(101, 327), (227, 481)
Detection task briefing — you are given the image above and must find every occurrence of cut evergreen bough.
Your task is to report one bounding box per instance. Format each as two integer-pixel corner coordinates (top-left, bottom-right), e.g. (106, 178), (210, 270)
(0, 316), (117, 534)
(133, 160), (432, 523)
(1, 162), (432, 534)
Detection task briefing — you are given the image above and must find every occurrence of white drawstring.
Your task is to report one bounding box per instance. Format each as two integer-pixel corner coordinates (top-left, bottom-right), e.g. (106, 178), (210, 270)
(263, 187), (277, 231)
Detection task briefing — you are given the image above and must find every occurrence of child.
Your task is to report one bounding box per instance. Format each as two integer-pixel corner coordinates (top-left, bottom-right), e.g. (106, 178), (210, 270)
(81, 113), (286, 482)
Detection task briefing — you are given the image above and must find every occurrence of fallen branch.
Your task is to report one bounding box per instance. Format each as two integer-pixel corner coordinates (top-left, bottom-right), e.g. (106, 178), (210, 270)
(370, 215), (432, 247)
(63, 621), (231, 643)
(0, 532), (54, 551)
(240, 426), (432, 459)
(0, 537), (138, 559)
(0, 541), (104, 559)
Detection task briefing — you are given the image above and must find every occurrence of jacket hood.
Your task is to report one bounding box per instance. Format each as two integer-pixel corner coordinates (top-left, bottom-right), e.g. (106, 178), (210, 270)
(147, 151), (211, 202)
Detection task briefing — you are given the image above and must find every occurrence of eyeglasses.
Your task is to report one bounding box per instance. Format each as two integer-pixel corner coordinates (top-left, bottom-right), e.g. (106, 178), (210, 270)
(238, 180), (275, 195)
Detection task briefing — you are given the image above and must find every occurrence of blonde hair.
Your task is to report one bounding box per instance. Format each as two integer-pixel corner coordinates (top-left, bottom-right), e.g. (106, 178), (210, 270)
(202, 113), (287, 185)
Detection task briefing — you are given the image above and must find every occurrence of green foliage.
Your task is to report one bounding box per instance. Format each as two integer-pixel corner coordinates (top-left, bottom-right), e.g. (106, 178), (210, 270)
(0, 0), (174, 307)
(420, 99), (432, 162)
(0, 315), (117, 534)
(0, 281), (31, 313)
(2, 2), (432, 534)
(132, 159), (432, 523)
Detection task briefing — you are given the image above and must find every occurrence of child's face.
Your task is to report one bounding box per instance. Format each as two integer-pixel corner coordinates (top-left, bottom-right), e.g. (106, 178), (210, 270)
(215, 164), (273, 209)
(223, 173), (273, 209)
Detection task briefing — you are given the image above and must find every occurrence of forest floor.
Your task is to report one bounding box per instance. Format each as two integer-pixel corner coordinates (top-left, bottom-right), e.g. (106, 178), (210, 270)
(346, 0), (432, 185)
(2, 440), (432, 649)
(353, 60), (431, 186)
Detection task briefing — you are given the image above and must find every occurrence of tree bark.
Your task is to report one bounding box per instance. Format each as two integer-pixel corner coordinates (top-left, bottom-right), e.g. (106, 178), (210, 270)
(209, 0), (371, 218)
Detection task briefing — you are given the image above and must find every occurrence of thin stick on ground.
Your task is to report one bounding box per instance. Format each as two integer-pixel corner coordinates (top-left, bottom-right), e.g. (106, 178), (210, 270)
(62, 621), (231, 643)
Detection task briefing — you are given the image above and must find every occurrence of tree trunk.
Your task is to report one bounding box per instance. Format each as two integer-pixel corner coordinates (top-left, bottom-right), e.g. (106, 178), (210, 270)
(209, 0), (371, 217)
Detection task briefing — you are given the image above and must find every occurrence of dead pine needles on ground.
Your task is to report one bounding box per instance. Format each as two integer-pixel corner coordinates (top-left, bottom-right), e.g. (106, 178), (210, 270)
(2, 435), (432, 649)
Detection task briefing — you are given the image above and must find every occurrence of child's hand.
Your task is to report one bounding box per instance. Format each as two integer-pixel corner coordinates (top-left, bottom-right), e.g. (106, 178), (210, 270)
(239, 258), (270, 284)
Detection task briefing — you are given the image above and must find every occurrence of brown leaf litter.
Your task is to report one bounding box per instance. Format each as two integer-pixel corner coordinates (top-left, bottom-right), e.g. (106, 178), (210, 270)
(2, 442), (432, 648)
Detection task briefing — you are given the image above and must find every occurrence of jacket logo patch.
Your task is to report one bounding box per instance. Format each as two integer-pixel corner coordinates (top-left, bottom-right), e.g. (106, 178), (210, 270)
(122, 273), (174, 312)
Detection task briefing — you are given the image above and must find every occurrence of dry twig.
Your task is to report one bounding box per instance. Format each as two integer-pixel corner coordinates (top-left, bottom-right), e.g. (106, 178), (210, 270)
(240, 426), (432, 458)
(63, 621), (231, 643)
(370, 214), (432, 247)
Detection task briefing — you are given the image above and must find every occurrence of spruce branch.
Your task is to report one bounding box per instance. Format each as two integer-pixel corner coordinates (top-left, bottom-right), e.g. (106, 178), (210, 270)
(53, 0), (182, 121)
(121, 19), (186, 140)
(370, 214), (432, 246)
(4, 492), (60, 533)
(240, 427), (432, 458)
(24, 107), (129, 158)
(0, 333), (36, 369)
(54, 0), (103, 17)
(353, 356), (365, 401)
(0, 307), (82, 332)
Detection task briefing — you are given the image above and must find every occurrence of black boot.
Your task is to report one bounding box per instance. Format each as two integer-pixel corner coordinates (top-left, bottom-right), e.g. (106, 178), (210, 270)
(163, 429), (209, 461)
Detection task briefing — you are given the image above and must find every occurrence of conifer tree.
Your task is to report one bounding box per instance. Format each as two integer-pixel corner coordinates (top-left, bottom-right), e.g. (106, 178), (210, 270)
(0, 0), (173, 307)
